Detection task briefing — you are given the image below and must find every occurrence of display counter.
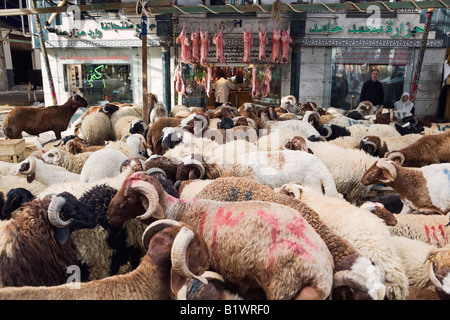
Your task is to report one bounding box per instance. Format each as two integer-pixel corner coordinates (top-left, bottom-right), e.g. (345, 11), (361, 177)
(206, 89), (252, 108)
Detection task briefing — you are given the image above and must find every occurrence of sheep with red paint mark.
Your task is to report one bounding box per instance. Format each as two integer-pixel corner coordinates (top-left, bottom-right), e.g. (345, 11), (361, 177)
(107, 172), (335, 300)
(389, 214), (450, 248)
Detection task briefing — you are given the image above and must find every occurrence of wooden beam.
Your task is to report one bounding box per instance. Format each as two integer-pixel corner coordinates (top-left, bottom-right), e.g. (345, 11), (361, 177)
(0, 1), (449, 17)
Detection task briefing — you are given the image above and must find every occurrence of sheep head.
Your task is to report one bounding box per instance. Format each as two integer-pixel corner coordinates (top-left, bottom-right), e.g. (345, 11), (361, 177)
(284, 136), (309, 153)
(361, 159), (398, 185)
(47, 192), (98, 244)
(68, 94), (88, 109)
(107, 172), (166, 226)
(142, 220), (210, 296)
(359, 202), (398, 227)
(42, 148), (63, 166)
(15, 157), (37, 183)
(424, 247), (450, 299)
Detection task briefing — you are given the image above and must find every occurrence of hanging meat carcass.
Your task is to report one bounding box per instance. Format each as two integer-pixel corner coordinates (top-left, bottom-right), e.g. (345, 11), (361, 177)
(258, 26), (269, 62)
(176, 23), (192, 64)
(281, 26), (292, 64)
(271, 27), (282, 64)
(213, 24), (226, 64)
(242, 26), (253, 64)
(174, 64), (187, 97)
(200, 27), (210, 66)
(205, 65), (213, 98)
(191, 26), (200, 64)
(261, 67), (272, 98)
(251, 66), (260, 99)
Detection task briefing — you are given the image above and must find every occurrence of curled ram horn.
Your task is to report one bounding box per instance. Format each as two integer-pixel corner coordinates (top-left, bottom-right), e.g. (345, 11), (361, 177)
(361, 140), (378, 155)
(428, 261), (444, 291)
(141, 219), (181, 250)
(182, 158), (206, 180)
(130, 180), (161, 221)
(146, 167), (168, 179)
(333, 270), (370, 293)
(171, 226), (208, 284)
(48, 195), (74, 228)
(320, 125), (332, 139)
(385, 151), (405, 166)
(375, 159), (397, 181)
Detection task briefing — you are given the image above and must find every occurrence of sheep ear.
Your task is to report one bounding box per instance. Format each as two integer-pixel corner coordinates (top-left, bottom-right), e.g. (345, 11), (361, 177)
(381, 169), (395, 183)
(170, 268), (190, 298)
(54, 227), (71, 244)
(27, 172), (35, 183)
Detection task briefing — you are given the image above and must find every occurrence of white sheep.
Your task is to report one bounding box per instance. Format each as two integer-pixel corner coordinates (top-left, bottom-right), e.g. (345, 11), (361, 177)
(150, 101), (168, 124)
(79, 148), (129, 183)
(389, 214), (450, 248)
(104, 134), (148, 159)
(80, 112), (115, 146)
(15, 157), (80, 186)
(42, 148), (93, 174)
(231, 150), (342, 198)
(110, 106), (141, 130)
(113, 115), (140, 141)
(347, 123), (401, 141)
(298, 185), (409, 300)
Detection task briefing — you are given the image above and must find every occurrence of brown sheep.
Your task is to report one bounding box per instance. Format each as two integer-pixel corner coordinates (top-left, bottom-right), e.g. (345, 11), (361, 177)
(386, 131), (450, 167)
(0, 220), (211, 300)
(65, 137), (105, 154)
(2, 95), (88, 140)
(146, 117), (182, 155)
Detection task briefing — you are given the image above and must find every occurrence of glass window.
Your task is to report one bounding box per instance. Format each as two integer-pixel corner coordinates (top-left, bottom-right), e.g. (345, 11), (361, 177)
(63, 63), (133, 105)
(330, 47), (414, 109)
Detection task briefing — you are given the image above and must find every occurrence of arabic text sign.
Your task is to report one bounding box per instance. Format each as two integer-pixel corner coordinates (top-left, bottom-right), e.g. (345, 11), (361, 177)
(59, 55), (130, 61)
(333, 48), (411, 65)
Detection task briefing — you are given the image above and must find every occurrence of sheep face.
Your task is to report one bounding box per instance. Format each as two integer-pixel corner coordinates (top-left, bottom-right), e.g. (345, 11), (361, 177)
(70, 94), (88, 109)
(284, 136), (308, 152)
(107, 173), (165, 226)
(2, 188), (35, 220)
(361, 160), (397, 186)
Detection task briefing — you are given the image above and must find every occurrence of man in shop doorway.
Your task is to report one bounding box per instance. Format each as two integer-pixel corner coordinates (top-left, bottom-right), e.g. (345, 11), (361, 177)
(359, 69), (384, 109)
(214, 71), (236, 108)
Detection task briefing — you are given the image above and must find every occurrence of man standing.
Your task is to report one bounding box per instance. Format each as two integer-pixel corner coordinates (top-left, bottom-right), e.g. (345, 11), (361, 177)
(359, 69), (384, 108)
(214, 71), (236, 107)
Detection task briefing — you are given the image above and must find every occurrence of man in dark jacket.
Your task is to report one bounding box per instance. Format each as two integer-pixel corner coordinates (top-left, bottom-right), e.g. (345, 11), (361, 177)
(360, 69), (384, 108)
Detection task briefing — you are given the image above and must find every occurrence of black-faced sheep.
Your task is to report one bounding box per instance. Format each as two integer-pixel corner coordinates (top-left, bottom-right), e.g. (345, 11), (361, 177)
(2, 95), (88, 140)
(1, 188), (35, 220)
(386, 130), (450, 167)
(107, 172), (336, 300)
(361, 159), (450, 215)
(181, 177), (387, 300)
(0, 220), (210, 299)
(0, 192), (98, 287)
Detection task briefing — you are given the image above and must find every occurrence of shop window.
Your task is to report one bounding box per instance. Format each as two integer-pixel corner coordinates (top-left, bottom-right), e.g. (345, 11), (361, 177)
(330, 47), (414, 109)
(63, 63), (133, 105)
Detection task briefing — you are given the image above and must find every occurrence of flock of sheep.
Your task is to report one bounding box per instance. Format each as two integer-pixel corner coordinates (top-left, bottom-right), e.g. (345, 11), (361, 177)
(0, 92), (449, 300)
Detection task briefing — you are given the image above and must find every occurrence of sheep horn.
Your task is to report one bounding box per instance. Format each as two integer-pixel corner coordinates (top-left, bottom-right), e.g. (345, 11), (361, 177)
(130, 180), (161, 221)
(333, 270), (370, 293)
(183, 158), (206, 179)
(53, 150), (62, 164)
(176, 270), (225, 300)
(48, 195), (74, 228)
(428, 261), (444, 291)
(146, 167), (167, 179)
(362, 140), (378, 154)
(320, 125), (332, 139)
(141, 219), (181, 250)
(375, 160), (397, 181)
(386, 151), (405, 166)
(171, 226), (208, 284)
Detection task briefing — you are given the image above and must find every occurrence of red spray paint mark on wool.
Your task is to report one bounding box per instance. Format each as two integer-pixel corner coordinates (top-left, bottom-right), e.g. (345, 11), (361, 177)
(211, 207), (245, 267)
(167, 195), (175, 203)
(438, 224), (449, 244)
(424, 225), (431, 243)
(257, 210), (314, 277)
(198, 211), (208, 238)
(431, 226), (441, 247)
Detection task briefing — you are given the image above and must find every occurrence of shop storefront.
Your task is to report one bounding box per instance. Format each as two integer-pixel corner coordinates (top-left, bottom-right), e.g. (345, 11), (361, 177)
(299, 9), (447, 117)
(176, 13), (291, 109)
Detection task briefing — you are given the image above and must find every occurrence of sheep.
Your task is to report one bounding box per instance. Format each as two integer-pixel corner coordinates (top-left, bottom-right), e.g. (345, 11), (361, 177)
(385, 131), (450, 167)
(42, 148), (93, 174)
(110, 105), (141, 130)
(0, 192), (98, 287)
(150, 101), (168, 124)
(79, 148), (129, 183)
(366, 193), (404, 214)
(104, 134), (148, 159)
(65, 137), (105, 154)
(80, 111), (115, 146)
(347, 123), (401, 141)
(280, 95), (300, 114)
(361, 159), (450, 215)
(15, 157), (80, 186)
(107, 172), (336, 300)
(181, 177), (387, 300)
(113, 115), (140, 141)
(359, 201), (398, 227)
(170, 105), (191, 118)
(1, 188), (35, 220)
(146, 117), (183, 155)
(317, 124), (351, 141)
(2, 94), (88, 140)
(129, 118), (149, 137)
(72, 105), (101, 136)
(0, 220), (210, 299)
(389, 214), (450, 248)
(226, 150), (342, 198)
(304, 140), (380, 205)
(359, 134), (423, 158)
(291, 184), (410, 300)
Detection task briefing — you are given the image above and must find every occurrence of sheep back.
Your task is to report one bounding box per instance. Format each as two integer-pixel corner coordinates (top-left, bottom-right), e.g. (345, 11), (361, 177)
(81, 112), (114, 146)
(79, 149), (128, 183)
